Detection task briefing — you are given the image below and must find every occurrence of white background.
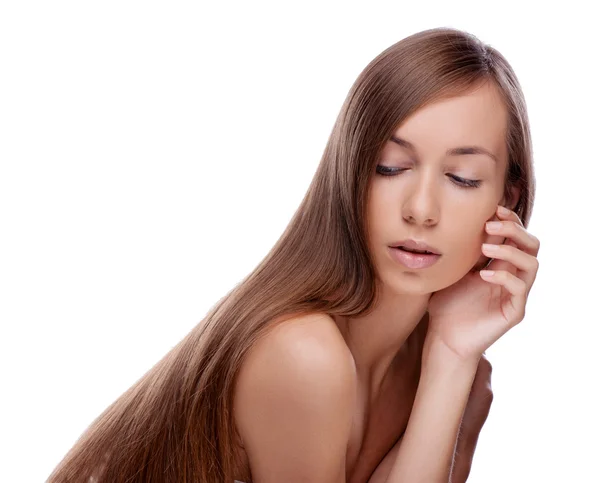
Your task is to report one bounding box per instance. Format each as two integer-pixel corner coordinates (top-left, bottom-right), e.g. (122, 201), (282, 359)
(1, 1), (598, 481)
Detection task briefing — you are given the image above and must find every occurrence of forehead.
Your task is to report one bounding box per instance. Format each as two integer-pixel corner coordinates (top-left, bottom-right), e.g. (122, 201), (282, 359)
(390, 82), (508, 163)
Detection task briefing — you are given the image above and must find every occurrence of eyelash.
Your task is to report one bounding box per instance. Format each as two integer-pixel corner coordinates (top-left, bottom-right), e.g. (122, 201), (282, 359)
(375, 165), (482, 189)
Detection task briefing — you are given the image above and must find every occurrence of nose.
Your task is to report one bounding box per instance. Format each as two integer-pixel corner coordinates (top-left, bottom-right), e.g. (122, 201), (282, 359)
(402, 176), (440, 227)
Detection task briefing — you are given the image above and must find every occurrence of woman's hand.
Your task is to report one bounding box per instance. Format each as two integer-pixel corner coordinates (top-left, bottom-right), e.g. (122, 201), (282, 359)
(426, 205), (540, 361)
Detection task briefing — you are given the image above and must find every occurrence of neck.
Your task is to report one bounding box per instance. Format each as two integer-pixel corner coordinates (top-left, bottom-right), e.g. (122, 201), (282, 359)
(332, 287), (431, 399)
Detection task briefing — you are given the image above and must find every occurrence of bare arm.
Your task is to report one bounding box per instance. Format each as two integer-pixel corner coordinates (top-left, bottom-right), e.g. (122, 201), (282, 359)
(369, 354), (492, 483)
(449, 435), (478, 483)
(450, 354), (493, 482)
(385, 336), (480, 483)
(234, 314), (356, 483)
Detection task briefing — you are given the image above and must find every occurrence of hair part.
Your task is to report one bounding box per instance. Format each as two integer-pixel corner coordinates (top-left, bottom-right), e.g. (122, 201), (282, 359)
(48, 26), (535, 483)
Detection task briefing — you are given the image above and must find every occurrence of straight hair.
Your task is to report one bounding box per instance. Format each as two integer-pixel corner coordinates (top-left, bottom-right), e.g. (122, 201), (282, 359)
(48, 26), (535, 482)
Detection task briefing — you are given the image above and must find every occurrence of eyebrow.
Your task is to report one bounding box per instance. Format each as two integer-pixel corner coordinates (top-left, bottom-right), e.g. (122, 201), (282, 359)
(389, 135), (498, 163)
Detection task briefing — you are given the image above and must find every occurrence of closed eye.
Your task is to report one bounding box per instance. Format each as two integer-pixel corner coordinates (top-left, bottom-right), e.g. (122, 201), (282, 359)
(375, 165), (482, 188)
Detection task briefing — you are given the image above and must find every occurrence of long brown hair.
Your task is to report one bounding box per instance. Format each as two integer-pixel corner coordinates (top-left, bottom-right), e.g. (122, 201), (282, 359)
(48, 27), (535, 482)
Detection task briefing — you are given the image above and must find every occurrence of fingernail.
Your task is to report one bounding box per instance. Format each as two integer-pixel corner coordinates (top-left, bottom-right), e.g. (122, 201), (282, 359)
(486, 221), (502, 231)
(482, 243), (498, 251)
(498, 206), (510, 215)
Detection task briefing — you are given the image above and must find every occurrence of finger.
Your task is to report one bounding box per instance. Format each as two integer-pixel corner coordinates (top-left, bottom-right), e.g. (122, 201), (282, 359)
(479, 269), (528, 326)
(482, 234), (518, 276)
(482, 243), (539, 288)
(496, 205), (523, 225)
(486, 219), (540, 257)
(495, 206), (541, 255)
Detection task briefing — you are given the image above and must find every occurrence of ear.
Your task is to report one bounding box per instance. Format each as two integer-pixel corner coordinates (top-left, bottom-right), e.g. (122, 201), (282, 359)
(500, 185), (520, 212)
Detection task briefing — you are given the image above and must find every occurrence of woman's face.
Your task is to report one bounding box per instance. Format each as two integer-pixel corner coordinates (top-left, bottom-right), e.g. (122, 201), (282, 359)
(367, 81), (518, 294)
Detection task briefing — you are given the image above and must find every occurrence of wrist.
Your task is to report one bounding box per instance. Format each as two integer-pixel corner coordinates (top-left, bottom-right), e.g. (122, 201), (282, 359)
(422, 333), (482, 369)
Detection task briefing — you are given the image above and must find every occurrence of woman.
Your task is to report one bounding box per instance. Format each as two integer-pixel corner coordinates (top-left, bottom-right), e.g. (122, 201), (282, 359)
(48, 26), (539, 483)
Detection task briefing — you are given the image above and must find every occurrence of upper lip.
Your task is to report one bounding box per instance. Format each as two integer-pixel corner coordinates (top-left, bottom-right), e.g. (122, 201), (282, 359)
(390, 239), (441, 255)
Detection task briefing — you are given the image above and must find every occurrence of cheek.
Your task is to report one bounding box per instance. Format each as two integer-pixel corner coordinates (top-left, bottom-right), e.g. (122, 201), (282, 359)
(468, 224), (507, 269)
(454, 223), (503, 259)
(367, 196), (392, 238)
(470, 206), (507, 247)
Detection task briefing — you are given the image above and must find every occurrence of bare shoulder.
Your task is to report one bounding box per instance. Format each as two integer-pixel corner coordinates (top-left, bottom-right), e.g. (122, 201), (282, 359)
(234, 311), (356, 410)
(238, 311), (355, 382)
(233, 312), (357, 482)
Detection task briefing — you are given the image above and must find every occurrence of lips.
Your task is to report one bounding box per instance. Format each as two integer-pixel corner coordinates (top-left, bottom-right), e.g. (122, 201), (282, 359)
(390, 239), (441, 256)
(398, 246), (434, 255)
(388, 246), (441, 269)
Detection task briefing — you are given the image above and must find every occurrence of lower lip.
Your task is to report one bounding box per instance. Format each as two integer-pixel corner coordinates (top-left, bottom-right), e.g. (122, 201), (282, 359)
(389, 247), (441, 269)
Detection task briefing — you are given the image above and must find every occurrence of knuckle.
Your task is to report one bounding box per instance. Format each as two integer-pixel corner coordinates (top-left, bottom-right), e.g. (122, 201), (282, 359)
(532, 235), (541, 254)
(510, 309), (525, 327)
(505, 244), (517, 255)
(515, 221), (526, 234)
(530, 258), (539, 273)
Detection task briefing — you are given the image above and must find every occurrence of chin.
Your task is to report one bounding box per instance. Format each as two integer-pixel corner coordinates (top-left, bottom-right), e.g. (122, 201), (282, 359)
(383, 274), (442, 297)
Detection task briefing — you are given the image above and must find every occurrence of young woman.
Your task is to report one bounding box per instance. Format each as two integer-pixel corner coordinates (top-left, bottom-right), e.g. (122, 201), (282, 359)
(48, 27), (539, 483)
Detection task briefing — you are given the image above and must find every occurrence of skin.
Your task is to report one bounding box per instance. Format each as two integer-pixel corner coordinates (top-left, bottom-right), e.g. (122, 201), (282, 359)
(332, 80), (520, 481)
(233, 80), (535, 483)
(333, 80), (519, 405)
